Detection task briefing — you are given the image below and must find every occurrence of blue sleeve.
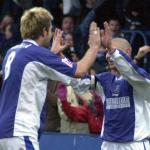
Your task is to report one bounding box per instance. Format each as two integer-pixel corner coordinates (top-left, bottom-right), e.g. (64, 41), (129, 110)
(30, 46), (77, 77)
(112, 49), (150, 81)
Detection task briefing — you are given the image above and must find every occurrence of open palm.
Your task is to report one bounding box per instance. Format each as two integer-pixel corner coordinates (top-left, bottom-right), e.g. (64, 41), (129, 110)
(101, 22), (112, 49)
(51, 29), (69, 54)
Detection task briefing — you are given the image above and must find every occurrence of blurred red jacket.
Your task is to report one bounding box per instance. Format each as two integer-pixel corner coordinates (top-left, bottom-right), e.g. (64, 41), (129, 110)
(61, 97), (103, 134)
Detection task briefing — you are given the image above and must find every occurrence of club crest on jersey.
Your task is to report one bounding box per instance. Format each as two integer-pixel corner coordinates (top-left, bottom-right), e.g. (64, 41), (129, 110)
(112, 84), (120, 96)
(62, 57), (73, 67)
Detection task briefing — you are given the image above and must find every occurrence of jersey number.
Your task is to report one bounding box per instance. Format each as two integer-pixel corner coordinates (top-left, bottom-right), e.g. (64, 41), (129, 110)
(4, 51), (16, 80)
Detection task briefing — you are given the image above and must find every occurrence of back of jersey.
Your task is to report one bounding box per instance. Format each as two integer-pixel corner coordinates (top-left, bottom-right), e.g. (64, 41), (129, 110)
(0, 42), (33, 138)
(0, 39), (77, 140)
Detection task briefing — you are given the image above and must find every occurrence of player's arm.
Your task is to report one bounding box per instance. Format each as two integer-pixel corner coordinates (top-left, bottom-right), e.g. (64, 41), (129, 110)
(75, 22), (100, 77)
(57, 82), (88, 122)
(109, 49), (150, 100)
(51, 22), (101, 78)
(35, 21), (100, 85)
(110, 49), (150, 87)
(101, 21), (150, 89)
(69, 74), (105, 104)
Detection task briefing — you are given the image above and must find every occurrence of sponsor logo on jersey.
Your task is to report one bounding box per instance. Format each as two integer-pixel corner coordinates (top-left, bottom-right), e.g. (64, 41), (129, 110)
(106, 96), (130, 109)
(62, 57), (73, 68)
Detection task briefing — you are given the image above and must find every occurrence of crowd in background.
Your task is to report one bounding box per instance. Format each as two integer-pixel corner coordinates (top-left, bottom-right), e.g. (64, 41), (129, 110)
(1, 0), (150, 135)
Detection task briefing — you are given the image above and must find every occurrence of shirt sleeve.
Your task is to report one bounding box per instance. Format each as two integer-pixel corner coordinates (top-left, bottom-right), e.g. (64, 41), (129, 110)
(111, 49), (150, 92)
(29, 46), (77, 83)
(37, 48), (77, 77)
(69, 76), (94, 94)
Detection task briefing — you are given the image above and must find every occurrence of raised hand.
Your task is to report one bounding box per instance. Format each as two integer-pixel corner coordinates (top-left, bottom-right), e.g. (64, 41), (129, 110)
(88, 22), (101, 50)
(56, 82), (67, 101)
(51, 29), (69, 54)
(101, 22), (112, 49)
(135, 45), (150, 59)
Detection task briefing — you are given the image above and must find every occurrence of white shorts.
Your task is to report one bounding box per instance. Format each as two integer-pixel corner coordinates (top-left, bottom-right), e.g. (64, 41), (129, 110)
(0, 136), (39, 150)
(101, 140), (150, 150)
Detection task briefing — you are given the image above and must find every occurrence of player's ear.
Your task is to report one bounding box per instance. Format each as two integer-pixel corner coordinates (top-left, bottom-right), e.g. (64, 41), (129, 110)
(42, 27), (48, 37)
(126, 48), (132, 56)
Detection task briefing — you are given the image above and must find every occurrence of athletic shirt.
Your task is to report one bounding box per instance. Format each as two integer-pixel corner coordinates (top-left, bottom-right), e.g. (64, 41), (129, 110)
(0, 40), (77, 140)
(95, 49), (150, 142)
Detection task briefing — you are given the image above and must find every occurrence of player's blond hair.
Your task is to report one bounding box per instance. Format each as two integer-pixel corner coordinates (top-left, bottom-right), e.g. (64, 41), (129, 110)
(20, 7), (53, 39)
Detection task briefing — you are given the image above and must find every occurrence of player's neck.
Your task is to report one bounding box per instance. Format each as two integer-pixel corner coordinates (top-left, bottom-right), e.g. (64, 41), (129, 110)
(35, 38), (42, 47)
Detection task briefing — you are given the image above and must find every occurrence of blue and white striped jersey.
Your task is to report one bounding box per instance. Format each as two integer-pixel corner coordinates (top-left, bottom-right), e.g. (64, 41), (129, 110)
(71, 49), (150, 142)
(98, 49), (150, 142)
(0, 40), (77, 140)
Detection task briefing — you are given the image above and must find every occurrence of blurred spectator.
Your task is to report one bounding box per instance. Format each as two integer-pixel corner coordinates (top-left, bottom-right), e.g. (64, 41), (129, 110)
(61, 6), (101, 57)
(108, 17), (125, 38)
(56, 45), (93, 134)
(133, 45), (150, 63)
(133, 45), (150, 72)
(62, 33), (81, 60)
(0, 15), (14, 33)
(123, 0), (150, 29)
(57, 83), (91, 134)
(75, 1), (120, 57)
(70, 52), (79, 62)
(57, 82), (103, 134)
(124, 8), (143, 30)
(89, 66), (96, 75)
(61, 1), (119, 58)
(0, 0), (23, 23)
(85, 0), (96, 9)
(61, 5), (110, 72)
(1, 23), (21, 57)
(62, 15), (74, 34)
(44, 80), (60, 132)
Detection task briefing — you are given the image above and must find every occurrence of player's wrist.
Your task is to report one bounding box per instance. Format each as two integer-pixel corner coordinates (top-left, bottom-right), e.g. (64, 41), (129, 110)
(88, 46), (99, 52)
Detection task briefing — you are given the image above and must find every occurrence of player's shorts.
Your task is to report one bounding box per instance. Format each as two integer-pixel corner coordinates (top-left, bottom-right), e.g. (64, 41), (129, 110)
(101, 140), (150, 150)
(0, 136), (39, 150)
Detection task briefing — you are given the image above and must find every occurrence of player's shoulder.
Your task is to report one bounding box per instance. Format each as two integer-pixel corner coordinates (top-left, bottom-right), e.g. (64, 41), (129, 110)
(26, 43), (54, 57)
(5, 41), (60, 65)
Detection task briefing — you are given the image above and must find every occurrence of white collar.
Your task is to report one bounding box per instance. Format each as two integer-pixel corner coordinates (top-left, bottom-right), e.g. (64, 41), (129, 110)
(23, 39), (39, 46)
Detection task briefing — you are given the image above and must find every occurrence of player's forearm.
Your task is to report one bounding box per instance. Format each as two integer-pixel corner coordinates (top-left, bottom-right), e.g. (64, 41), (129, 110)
(75, 48), (98, 77)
